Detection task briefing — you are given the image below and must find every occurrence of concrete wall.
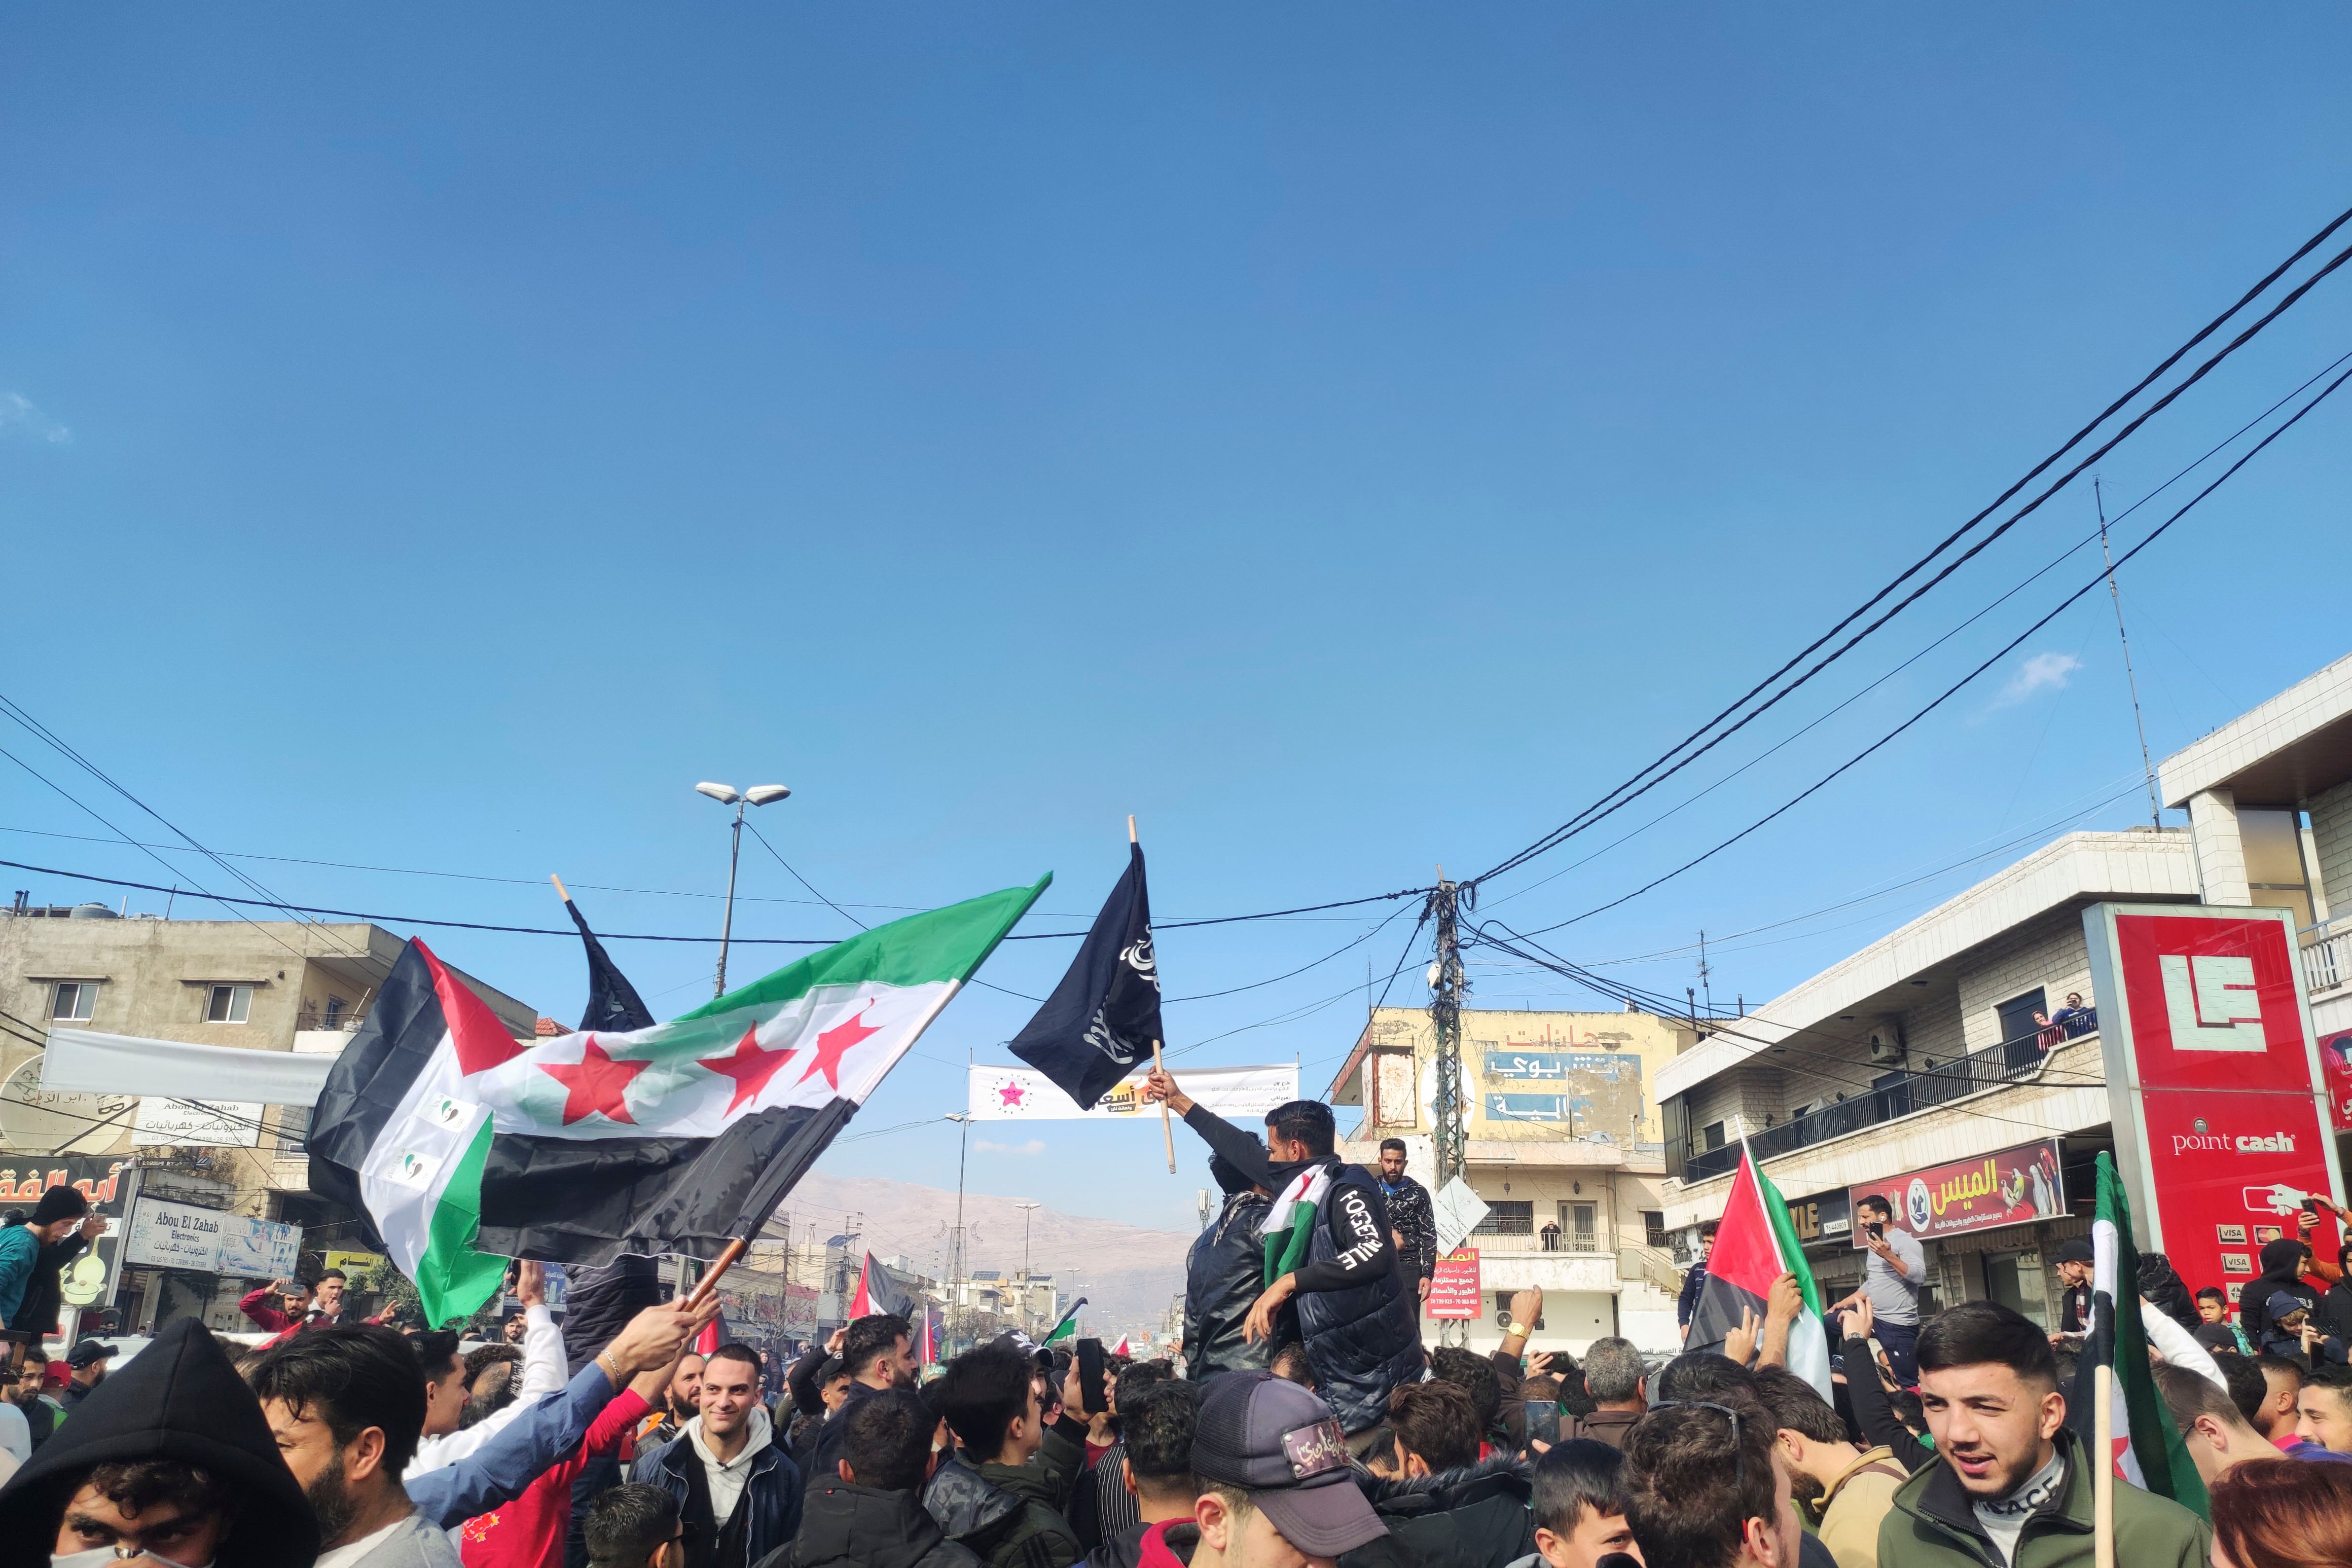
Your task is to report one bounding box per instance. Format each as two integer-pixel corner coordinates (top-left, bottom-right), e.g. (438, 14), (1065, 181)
(1344, 1005), (1694, 1148)
(1952, 907), (2097, 1052)
(2314, 781), (2352, 926)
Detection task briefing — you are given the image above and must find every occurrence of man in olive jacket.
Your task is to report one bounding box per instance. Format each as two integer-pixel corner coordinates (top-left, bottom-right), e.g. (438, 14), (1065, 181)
(1878, 1302), (2207, 1568)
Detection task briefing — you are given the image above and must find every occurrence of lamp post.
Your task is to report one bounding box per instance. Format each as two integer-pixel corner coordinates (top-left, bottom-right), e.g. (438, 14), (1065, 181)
(946, 1111), (971, 1353)
(695, 781), (790, 998)
(1016, 1200), (1041, 1335)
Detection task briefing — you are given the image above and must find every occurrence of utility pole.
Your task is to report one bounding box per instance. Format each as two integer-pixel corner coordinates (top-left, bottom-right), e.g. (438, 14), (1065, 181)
(1696, 930), (1713, 1020)
(1016, 1201), (1041, 1336)
(1427, 874), (1469, 1346)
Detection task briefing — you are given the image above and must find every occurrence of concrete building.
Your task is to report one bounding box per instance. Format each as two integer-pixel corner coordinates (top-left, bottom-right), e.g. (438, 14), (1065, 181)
(0, 908), (536, 1333)
(1326, 1005), (1694, 1355)
(1655, 649), (2352, 1331)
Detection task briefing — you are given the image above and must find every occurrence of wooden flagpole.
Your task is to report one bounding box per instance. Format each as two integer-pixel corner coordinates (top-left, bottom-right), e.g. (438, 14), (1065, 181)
(685, 1237), (748, 1309)
(2093, 1362), (2115, 1568)
(551, 873), (571, 904)
(1134, 815), (1176, 1175)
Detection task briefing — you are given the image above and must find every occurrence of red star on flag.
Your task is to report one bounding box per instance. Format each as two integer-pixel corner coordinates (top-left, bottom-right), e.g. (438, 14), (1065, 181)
(697, 1022), (799, 1114)
(997, 1081), (1027, 1107)
(541, 1037), (653, 1126)
(797, 1003), (882, 1092)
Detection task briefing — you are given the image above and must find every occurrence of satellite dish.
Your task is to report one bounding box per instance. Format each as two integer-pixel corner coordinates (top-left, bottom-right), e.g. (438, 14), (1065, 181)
(1, 1055), (134, 1156)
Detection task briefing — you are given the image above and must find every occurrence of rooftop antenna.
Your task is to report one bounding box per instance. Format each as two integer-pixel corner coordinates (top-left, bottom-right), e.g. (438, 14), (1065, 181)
(2097, 476), (2163, 829)
(1696, 930), (1713, 1019)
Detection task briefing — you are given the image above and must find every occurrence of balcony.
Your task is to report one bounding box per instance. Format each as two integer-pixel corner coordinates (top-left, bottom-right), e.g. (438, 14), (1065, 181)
(1677, 1024), (2091, 1184)
(2307, 918), (2352, 998)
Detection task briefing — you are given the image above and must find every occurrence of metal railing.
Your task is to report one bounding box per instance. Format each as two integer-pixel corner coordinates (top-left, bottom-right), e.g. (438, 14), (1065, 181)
(1676, 1027), (2088, 1183)
(2305, 919), (2351, 996)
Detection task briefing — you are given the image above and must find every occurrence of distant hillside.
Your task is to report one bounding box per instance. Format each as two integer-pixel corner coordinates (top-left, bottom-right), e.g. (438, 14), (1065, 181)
(780, 1171), (1195, 1336)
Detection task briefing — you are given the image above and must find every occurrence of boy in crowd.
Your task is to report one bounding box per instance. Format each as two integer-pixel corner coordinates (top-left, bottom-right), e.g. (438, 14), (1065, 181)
(1184, 1372), (1389, 1568)
(1521, 1439), (1638, 1568)
(931, 1339), (1086, 1568)
(588, 1485), (687, 1568)
(2299, 1363), (2352, 1454)
(2251, 1354), (2306, 1447)
(1083, 1380), (1200, 1568)
(2154, 1363), (2312, 1481)
(2192, 1289), (2253, 1357)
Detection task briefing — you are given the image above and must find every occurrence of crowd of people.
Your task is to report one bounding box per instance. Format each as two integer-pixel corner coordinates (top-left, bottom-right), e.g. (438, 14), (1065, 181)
(7, 1072), (2352, 1568)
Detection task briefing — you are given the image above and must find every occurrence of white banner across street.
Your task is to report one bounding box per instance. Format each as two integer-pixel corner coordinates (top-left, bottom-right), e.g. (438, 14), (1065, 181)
(967, 1063), (1298, 1122)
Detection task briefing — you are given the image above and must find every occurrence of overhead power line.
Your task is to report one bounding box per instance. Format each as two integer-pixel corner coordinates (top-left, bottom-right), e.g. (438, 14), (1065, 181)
(1468, 201), (2352, 890)
(1516, 355), (2352, 937)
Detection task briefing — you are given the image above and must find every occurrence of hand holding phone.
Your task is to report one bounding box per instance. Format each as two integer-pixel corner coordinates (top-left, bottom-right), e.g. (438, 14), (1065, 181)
(1076, 1337), (1108, 1418)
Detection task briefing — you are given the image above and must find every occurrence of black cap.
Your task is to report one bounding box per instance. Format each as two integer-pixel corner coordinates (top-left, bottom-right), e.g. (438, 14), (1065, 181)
(2055, 1238), (2094, 1265)
(1191, 1372), (1386, 1555)
(65, 1338), (117, 1369)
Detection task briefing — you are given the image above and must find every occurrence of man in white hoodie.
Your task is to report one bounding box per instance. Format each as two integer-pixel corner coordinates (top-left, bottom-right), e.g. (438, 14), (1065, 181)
(629, 1342), (803, 1568)
(406, 1262), (568, 1483)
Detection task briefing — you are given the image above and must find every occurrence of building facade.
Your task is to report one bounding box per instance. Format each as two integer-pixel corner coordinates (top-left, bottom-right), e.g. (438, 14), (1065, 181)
(1327, 1005), (1694, 1354)
(0, 909), (537, 1337)
(1655, 649), (2352, 1332)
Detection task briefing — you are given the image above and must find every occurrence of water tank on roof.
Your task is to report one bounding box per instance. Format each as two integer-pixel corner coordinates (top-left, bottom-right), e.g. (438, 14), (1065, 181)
(68, 902), (118, 919)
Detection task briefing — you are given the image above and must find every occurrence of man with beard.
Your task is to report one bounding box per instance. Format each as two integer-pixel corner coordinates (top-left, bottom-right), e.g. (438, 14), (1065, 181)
(641, 1352), (707, 1450)
(58, 1339), (115, 1414)
(1374, 1139), (1436, 1307)
(807, 1314), (919, 1496)
(1879, 1302), (2206, 1568)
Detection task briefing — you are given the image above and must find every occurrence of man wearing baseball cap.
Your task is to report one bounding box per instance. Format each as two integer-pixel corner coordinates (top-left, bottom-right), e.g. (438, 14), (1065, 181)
(59, 1339), (116, 1414)
(1185, 1372), (1388, 1568)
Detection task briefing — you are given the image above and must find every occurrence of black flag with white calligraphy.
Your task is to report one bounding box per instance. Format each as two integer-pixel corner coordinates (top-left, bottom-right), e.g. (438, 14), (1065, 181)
(1009, 842), (1163, 1110)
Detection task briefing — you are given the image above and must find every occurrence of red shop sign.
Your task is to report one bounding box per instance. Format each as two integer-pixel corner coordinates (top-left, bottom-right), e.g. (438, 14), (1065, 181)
(1847, 1139), (2066, 1245)
(1428, 1248), (1482, 1319)
(2086, 904), (2344, 1297)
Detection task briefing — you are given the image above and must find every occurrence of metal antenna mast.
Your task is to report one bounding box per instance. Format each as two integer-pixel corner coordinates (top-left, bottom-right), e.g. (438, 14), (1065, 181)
(2096, 477), (2163, 829)
(1428, 873), (1470, 1346)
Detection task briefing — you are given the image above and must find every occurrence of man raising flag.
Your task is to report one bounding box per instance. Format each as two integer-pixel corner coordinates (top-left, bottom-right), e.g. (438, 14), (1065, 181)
(1685, 1136), (1833, 1400)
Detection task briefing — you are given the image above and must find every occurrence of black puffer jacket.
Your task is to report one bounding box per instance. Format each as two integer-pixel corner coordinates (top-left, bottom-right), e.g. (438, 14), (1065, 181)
(1294, 1162), (1422, 1433)
(1341, 1454), (1533, 1568)
(762, 1479), (983, 1568)
(1185, 1189), (1273, 1378)
(0, 1317), (320, 1568)
(561, 1255), (663, 1374)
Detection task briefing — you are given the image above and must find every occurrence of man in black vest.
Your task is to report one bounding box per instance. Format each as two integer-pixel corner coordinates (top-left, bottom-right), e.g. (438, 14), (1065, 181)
(1144, 1071), (1421, 1449)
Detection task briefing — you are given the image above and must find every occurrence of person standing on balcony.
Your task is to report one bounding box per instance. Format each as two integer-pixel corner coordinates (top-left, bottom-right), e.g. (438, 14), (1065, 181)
(1374, 1138), (1437, 1305)
(2050, 993), (2095, 1040)
(1828, 1195), (1925, 1383)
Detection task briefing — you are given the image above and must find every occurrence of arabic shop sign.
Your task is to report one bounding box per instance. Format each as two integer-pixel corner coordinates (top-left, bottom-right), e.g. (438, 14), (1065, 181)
(1848, 1138), (2066, 1245)
(1481, 1051), (1642, 1082)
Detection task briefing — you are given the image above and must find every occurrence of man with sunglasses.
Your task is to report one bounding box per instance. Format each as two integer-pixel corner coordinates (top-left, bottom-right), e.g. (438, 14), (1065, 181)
(1622, 1390), (1802, 1568)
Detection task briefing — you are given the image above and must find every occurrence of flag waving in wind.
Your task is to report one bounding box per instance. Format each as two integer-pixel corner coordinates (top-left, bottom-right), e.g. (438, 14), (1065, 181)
(2069, 1152), (2206, 1513)
(564, 887), (656, 1034)
(1009, 843), (1162, 1110)
(1686, 1138), (1834, 1400)
(848, 1252), (917, 1320)
(310, 878), (1047, 1325)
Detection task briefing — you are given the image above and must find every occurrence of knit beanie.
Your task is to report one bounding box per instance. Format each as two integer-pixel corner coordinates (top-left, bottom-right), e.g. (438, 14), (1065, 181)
(28, 1185), (89, 1226)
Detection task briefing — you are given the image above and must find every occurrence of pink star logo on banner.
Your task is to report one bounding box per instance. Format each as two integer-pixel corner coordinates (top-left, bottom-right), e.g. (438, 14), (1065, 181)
(997, 1081), (1027, 1108)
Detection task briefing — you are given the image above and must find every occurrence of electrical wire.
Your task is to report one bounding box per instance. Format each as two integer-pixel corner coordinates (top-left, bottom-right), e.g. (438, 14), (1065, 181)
(1512, 357), (2352, 938)
(1468, 207), (2352, 891)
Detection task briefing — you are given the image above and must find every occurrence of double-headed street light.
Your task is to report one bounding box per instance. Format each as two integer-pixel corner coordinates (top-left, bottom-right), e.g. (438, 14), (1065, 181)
(695, 780), (790, 998)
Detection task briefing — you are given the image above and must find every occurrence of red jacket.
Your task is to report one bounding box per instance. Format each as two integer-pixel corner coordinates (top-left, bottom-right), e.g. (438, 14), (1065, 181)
(458, 1387), (650, 1568)
(238, 1288), (327, 1348)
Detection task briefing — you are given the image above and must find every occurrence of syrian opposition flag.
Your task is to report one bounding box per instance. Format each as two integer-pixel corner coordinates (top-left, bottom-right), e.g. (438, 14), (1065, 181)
(1008, 843), (1163, 1110)
(1262, 1164), (1335, 1286)
(1686, 1138), (1834, 1400)
(2069, 1153), (2207, 1514)
(309, 879), (1047, 1326)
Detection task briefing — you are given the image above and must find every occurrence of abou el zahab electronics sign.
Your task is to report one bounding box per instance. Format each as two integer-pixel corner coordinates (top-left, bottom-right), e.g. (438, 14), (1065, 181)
(2086, 903), (2344, 1302)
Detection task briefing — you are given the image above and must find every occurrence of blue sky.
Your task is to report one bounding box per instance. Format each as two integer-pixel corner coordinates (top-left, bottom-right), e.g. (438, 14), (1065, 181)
(6, 7), (2351, 1239)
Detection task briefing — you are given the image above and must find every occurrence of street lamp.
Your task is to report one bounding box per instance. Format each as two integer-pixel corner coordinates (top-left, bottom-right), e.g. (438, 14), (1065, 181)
(696, 781), (791, 998)
(945, 1112), (971, 1352)
(1015, 1200), (1042, 1335)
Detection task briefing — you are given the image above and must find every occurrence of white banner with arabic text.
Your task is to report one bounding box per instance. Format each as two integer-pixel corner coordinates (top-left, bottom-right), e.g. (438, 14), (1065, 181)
(968, 1063), (1298, 1122)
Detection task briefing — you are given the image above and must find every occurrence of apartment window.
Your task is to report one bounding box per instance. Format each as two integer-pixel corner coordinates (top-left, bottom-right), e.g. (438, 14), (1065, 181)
(324, 995), (347, 1027)
(1472, 1200), (1534, 1236)
(50, 981), (97, 1022)
(1702, 1120), (1726, 1152)
(206, 984), (254, 1024)
(1643, 1210), (1668, 1249)
(275, 1105), (311, 1155)
(1571, 1202), (1598, 1251)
